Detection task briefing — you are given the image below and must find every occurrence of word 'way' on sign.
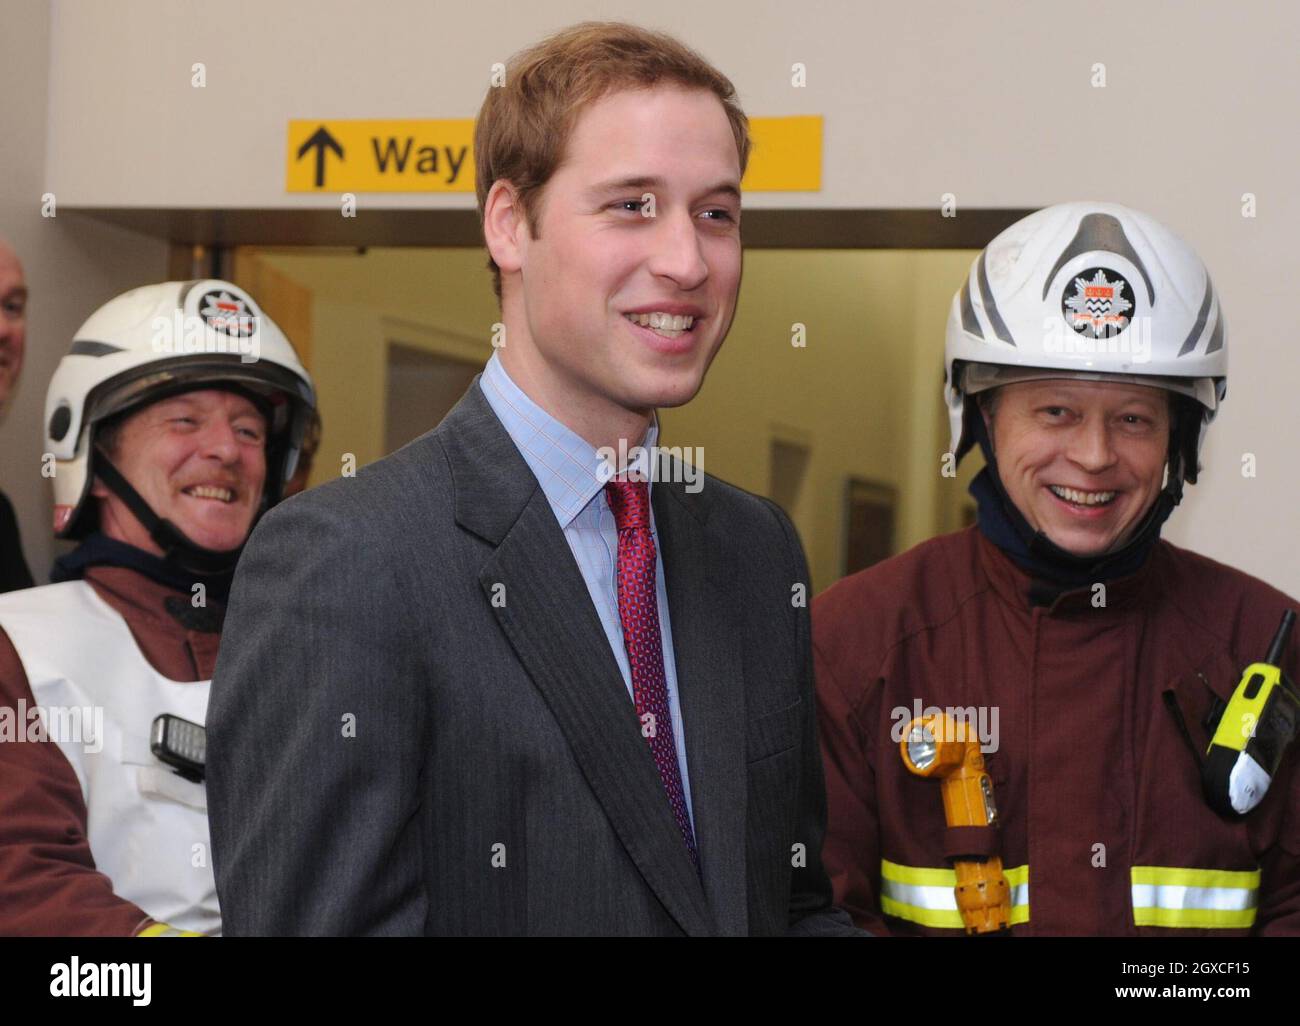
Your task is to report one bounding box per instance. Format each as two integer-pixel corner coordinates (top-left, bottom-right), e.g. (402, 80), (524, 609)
(287, 120), (476, 193)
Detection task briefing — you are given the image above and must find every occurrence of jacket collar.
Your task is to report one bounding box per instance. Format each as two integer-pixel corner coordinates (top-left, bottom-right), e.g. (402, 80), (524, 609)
(975, 527), (1162, 616)
(440, 378), (714, 541)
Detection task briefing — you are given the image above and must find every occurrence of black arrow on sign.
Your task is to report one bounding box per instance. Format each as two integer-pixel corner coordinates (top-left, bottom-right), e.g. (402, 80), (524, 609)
(296, 126), (344, 188)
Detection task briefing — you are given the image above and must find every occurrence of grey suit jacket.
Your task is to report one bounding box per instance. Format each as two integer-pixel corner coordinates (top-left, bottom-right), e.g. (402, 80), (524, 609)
(206, 379), (857, 935)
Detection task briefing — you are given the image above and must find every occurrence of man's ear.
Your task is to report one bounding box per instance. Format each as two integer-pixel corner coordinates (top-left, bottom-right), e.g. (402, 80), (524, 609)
(483, 180), (529, 277)
(976, 397), (996, 454)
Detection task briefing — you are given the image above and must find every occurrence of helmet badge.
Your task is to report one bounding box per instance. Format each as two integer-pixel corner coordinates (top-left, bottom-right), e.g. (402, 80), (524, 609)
(1062, 267), (1134, 339)
(198, 290), (257, 338)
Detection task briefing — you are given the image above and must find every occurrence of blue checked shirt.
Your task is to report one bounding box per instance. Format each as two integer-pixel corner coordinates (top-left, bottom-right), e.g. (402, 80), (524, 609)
(479, 351), (694, 829)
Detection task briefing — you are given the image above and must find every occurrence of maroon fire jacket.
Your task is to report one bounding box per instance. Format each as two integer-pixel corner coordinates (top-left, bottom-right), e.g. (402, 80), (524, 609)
(814, 526), (1300, 936)
(0, 566), (220, 936)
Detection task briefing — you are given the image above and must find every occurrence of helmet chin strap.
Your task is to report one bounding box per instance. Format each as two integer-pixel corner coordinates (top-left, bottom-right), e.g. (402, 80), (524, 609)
(973, 410), (1186, 578)
(93, 453), (249, 576)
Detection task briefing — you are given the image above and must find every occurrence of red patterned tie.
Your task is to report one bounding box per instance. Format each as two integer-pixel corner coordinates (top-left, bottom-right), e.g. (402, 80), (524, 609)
(605, 477), (699, 868)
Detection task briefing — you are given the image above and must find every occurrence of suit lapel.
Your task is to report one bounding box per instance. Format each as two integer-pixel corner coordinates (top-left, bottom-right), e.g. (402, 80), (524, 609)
(654, 479), (750, 935)
(440, 381), (715, 936)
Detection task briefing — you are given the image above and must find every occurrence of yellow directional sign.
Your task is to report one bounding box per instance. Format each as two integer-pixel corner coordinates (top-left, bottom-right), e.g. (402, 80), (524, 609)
(743, 116), (822, 191)
(285, 116), (821, 193)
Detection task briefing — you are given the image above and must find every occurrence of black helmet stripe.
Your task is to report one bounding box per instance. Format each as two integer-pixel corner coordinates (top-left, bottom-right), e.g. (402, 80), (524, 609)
(1205, 303), (1225, 354)
(1177, 278), (1216, 356)
(959, 276), (983, 338)
(1040, 212), (1156, 305)
(976, 250), (1016, 346)
(69, 340), (124, 357)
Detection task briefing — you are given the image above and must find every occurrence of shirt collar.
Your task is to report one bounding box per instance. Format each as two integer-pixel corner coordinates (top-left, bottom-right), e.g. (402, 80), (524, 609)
(479, 350), (659, 528)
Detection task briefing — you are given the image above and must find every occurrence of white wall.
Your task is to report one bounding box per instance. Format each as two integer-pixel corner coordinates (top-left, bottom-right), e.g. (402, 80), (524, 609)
(0, 0), (167, 583)
(30, 0), (1300, 594)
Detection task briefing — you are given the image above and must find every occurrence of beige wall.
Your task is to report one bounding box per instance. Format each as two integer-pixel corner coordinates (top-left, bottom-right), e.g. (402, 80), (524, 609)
(44, 1), (1297, 214)
(0, 1), (167, 583)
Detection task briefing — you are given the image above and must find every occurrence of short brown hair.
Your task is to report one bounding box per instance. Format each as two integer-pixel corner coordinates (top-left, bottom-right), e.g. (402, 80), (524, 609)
(474, 21), (752, 303)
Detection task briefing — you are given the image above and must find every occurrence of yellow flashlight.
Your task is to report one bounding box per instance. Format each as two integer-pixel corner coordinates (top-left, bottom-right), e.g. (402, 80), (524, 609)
(901, 714), (1011, 934)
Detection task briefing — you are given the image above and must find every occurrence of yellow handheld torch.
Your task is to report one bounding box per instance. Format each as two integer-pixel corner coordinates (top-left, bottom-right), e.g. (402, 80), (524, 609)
(900, 713), (1010, 934)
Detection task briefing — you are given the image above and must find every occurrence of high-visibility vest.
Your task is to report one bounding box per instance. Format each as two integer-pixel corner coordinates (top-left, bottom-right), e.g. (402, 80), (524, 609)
(0, 580), (219, 934)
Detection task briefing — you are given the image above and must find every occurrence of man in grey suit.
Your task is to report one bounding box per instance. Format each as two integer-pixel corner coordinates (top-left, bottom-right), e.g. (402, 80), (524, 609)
(207, 21), (857, 936)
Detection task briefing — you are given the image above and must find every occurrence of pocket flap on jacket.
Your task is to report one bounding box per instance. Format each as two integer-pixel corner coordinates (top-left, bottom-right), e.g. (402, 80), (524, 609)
(135, 765), (208, 812)
(747, 700), (801, 762)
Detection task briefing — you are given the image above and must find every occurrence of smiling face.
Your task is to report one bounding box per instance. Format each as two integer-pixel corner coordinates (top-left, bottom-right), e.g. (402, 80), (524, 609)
(484, 84), (743, 447)
(983, 378), (1172, 557)
(0, 243), (28, 410)
(91, 389), (268, 555)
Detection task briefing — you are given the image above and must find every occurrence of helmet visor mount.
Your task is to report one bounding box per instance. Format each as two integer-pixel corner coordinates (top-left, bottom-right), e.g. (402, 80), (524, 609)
(80, 354), (311, 440)
(959, 362), (1219, 413)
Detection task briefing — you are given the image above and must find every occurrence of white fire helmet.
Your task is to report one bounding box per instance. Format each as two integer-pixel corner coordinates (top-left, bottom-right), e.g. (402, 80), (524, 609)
(944, 201), (1228, 484)
(45, 279), (316, 539)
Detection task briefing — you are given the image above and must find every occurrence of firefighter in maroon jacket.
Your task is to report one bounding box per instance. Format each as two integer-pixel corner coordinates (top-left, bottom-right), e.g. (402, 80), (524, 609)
(815, 202), (1300, 935)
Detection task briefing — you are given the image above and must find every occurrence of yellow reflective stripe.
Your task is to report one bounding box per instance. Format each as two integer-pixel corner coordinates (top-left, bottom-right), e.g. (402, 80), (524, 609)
(136, 922), (204, 937)
(1131, 866), (1261, 890)
(880, 894), (967, 929)
(881, 859), (1030, 889)
(880, 858), (958, 887)
(1003, 864), (1029, 889)
(1005, 865), (1031, 926)
(1131, 866), (1260, 929)
(1134, 907), (1258, 929)
(880, 859), (1029, 928)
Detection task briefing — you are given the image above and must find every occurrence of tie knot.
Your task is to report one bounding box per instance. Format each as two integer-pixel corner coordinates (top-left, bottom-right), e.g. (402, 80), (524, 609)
(605, 478), (651, 532)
